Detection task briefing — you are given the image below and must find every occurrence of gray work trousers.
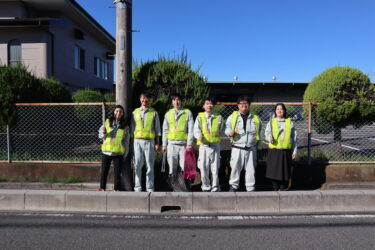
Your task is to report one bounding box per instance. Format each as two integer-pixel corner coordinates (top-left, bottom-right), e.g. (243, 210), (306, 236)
(133, 139), (155, 192)
(167, 144), (185, 175)
(197, 143), (220, 192)
(229, 146), (256, 191)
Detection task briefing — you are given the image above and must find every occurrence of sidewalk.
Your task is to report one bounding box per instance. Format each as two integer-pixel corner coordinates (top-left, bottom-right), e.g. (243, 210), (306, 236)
(0, 182), (108, 191)
(1, 183), (375, 215)
(2, 181), (375, 191)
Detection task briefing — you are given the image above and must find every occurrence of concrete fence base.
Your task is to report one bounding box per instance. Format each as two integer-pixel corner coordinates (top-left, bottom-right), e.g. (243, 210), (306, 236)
(1, 190), (375, 215)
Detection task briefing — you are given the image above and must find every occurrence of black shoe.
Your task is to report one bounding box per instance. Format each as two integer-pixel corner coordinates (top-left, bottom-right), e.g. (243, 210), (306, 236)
(229, 186), (238, 192)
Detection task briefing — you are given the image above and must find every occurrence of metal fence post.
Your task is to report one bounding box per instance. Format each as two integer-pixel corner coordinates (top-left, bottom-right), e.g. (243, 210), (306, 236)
(7, 124), (12, 163)
(307, 102), (312, 165)
(102, 102), (106, 125)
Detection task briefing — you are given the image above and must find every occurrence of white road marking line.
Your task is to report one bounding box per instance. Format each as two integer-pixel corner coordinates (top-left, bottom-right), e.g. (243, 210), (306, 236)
(311, 138), (361, 151)
(8, 213), (375, 220)
(218, 214), (375, 220)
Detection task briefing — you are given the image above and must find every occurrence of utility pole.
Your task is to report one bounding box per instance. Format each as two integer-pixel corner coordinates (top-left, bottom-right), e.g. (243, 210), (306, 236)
(114, 1), (133, 192)
(115, 0), (132, 120)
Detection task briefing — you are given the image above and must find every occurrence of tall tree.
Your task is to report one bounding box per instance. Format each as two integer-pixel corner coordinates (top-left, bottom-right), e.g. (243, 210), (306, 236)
(132, 56), (210, 116)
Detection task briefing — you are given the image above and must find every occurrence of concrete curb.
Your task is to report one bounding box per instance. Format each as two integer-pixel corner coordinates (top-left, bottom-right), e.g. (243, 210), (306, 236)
(0, 189), (374, 215)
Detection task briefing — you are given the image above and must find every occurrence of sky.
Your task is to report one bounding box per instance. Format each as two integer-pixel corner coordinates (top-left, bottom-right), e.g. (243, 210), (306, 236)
(76, 0), (375, 82)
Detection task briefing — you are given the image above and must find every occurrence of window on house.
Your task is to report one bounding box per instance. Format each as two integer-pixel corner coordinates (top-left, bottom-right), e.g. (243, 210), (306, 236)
(94, 57), (109, 80)
(74, 45), (85, 70)
(8, 39), (22, 66)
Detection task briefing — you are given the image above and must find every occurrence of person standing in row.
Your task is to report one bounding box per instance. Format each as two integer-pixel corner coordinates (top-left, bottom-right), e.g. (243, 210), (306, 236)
(98, 105), (130, 191)
(226, 96), (261, 192)
(265, 103), (297, 191)
(131, 92), (161, 192)
(194, 97), (225, 192)
(162, 93), (194, 190)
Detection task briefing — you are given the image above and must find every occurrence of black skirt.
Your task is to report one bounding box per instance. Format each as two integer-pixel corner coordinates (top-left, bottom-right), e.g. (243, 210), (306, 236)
(266, 148), (292, 181)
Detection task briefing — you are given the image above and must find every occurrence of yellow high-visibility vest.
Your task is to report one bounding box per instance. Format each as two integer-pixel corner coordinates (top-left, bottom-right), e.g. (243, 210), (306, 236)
(230, 111), (260, 141)
(269, 118), (292, 149)
(133, 108), (156, 139)
(101, 119), (126, 154)
(197, 112), (221, 145)
(167, 109), (188, 140)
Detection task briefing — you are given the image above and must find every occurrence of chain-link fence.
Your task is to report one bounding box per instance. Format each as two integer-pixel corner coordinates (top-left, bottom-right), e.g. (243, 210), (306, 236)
(1, 103), (114, 163)
(0, 125), (7, 161)
(307, 104), (375, 163)
(216, 103), (309, 164)
(217, 103), (375, 164)
(0, 102), (374, 163)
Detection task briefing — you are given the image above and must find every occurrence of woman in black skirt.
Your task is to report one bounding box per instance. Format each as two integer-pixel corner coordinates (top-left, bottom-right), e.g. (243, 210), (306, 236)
(265, 103), (297, 191)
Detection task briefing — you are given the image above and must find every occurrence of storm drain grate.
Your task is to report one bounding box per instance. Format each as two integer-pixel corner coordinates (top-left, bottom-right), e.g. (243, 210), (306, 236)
(161, 206), (181, 213)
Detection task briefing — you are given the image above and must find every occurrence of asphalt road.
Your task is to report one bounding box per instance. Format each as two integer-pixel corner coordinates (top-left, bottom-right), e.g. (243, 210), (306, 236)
(1, 213), (375, 250)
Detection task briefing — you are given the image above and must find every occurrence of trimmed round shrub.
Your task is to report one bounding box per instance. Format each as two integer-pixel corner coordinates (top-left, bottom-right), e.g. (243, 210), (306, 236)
(304, 66), (374, 159)
(39, 78), (71, 102)
(72, 89), (104, 103)
(72, 89), (104, 122)
(303, 66), (375, 133)
(0, 65), (42, 125)
(104, 92), (115, 102)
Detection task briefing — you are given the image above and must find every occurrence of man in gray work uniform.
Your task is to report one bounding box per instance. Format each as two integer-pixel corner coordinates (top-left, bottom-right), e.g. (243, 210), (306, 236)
(162, 93), (194, 191)
(225, 95), (261, 192)
(131, 92), (161, 192)
(194, 97), (225, 192)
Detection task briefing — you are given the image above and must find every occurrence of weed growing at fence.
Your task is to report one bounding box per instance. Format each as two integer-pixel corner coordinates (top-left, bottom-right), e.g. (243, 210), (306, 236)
(60, 176), (82, 184)
(42, 174), (82, 184)
(43, 174), (58, 184)
(19, 176), (30, 182)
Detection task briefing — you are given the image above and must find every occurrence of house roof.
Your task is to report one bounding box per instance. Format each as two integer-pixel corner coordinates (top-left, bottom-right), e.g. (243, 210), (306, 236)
(1, 0), (115, 50)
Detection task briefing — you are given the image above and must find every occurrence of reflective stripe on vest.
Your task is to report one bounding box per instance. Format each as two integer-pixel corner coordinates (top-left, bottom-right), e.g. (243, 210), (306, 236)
(230, 111), (260, 141)
(269, 118), (292, 149)
(167, 109), (188, 140)
(133, 108), (156, 139)
(101, 119), (126, 154)
(197, 112), (221, 145)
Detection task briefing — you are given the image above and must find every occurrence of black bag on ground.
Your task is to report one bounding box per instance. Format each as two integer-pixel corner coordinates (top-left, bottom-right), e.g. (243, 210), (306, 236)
(162, 152), (188, 192)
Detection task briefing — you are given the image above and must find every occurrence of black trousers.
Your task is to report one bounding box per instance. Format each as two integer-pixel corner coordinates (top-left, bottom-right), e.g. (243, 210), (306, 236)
(100, 154), (123, 190)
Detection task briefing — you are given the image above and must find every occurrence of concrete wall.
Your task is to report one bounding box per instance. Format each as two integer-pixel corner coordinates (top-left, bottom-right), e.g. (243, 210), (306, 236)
(0, 163), (102, 182)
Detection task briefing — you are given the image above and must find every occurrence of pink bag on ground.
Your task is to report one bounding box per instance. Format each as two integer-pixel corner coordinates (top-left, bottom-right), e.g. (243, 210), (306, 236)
(184, 147), (197, 180)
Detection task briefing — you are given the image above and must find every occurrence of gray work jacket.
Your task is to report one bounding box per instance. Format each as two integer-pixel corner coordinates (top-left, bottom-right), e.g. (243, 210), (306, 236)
(225, 112), (262, 148)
